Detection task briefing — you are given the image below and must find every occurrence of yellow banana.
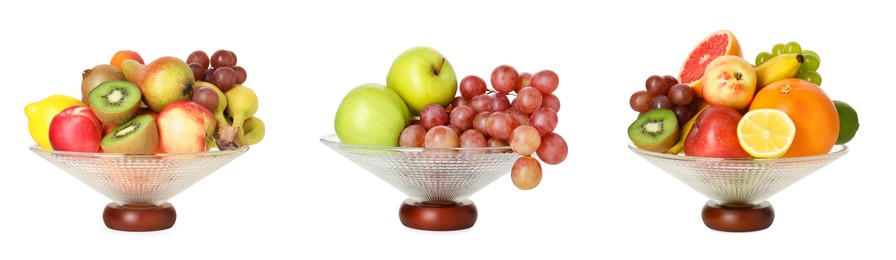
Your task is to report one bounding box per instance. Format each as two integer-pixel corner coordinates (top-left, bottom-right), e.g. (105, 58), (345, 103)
(666, 104), (710, 154)
(754, 53), (803, 90)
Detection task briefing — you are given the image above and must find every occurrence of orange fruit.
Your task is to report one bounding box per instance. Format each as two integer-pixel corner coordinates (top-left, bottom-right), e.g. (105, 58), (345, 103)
(737, 108), (796, 158)
(110, 50), (144, 69)
(678, 30), (743, 98)
(749, 78), (839, 157)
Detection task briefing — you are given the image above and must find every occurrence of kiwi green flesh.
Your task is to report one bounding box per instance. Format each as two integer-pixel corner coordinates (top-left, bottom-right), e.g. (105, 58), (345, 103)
(628, 109), (679, 152)
(89, 81), (142, 126)
(101, 114), (158, 154)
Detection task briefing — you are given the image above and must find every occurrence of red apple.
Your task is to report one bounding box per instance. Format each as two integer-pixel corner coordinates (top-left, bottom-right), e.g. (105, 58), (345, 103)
(157, 101), (216, 153)
(48, 106), (102, 152)
(701, 55), (756, 110)
(683, 105), (750, 158)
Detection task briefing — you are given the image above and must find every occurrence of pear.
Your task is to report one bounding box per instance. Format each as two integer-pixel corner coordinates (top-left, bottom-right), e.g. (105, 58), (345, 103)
(122, 56), (194, 112)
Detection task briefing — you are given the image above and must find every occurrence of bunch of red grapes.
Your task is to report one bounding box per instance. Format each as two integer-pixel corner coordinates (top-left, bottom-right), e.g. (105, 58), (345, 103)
(628, 75), (696, 125)
(186, 50), (247, 92)
(398, 65), (568, 190)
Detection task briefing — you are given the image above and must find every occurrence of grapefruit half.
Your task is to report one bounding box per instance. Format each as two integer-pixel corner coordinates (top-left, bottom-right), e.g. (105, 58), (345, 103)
(678, 30), (742, 98)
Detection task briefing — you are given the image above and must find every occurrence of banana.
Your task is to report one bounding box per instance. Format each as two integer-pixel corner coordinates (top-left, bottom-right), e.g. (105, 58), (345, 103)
(754, 53), (803, 90)
(194, 81), (230, 127)
(216, 84), (259, 150)
(243, 117), (265, 145)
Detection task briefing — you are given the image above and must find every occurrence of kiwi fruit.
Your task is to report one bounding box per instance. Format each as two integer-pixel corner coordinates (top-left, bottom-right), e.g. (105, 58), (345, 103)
(81, 64), (125, 106)
(628, 109), (679, 152)
(100, 114), (158, 154)
(88, 81), (142, 126)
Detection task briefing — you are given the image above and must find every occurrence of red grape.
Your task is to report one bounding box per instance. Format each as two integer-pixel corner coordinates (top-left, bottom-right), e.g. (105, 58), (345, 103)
(470, 94), (490, 113)
(489, 93), (511, 112)
(672, 105), (691, 126)
(529, 107), (558, 136)
(507, 107), (530, 126)
(511, 156), (542, 190)
(486, 112), (517, 140)
(473, 111), (492, 137)
(189, 63), (205, 82)
(630, 90), (653, 112)
(663, 75), (678, 86)
(541, 93), (561, 113)
(537, 132), (567, 165)
(646, 75), (672, 95)
(516, 72), (533, 93)
(213, 67), (236, 92)
(459, 129), (487, 152)
(424, 125), (459, 149)
(191, 86), (219, 113)
(650, 95), (672, 110)
(491, 65), (519, 94)
(187, 50), (209, 69)
(210, 49), (237, 68)
(420, 104), (448, 130)
(531, 70), (559, 94)
(446, 124), (463, 135)
(459, 75), (487, 99)
(668, 83), (693, 106)
(399, 125), (426, 147)
(451, 96), (471, 110)
(203, 67), (216, 82)
(232, 66), (247, 84)
(488, 137), (509, 147)
(449, 105), (476, 132)
(517, 86), (543, 114)
(510, 125), (541, 155)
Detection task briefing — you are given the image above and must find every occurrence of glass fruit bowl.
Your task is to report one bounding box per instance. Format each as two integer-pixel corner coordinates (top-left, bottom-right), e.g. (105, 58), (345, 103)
(31, 145), (249, 231)
(320, 134), (519, 231)
(629, 144), (848, 232)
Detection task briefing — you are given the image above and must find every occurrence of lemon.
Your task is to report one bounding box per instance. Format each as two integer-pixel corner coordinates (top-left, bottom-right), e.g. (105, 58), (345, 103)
(834, 100), (859, 144)
(737, 108), (796, 158)
(25, 95), (86, 150)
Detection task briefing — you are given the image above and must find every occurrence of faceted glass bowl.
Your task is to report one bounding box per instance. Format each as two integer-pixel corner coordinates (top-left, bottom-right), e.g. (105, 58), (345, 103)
(629, 144), (848, 205)
(31, 145), (249, 206)
(320, 134), (519, 203)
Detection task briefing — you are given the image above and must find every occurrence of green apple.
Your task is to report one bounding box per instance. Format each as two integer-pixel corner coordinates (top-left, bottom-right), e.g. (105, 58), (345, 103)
(335, 83), (411, 146)
(386, 46), (458, 115)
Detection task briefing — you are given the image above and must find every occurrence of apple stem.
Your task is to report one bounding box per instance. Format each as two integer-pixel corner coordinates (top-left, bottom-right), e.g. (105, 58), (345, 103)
(434, 58), (446, 75)
(734, 72), (743, 81)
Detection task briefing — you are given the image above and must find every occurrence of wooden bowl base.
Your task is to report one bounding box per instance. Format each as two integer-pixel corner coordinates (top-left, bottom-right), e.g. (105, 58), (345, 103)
(398, 199), (477, 231)
(701, 200), (774, 232)
(102, 202), (176, 232)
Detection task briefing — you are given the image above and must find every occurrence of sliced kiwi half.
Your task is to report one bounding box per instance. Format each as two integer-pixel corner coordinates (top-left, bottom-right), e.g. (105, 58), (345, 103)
(88, 81), (142, 126)
(100, 114), (158, 154)
(628, 109), (679, 152)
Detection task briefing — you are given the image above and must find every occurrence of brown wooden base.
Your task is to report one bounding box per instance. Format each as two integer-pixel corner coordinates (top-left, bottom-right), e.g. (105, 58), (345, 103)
(102, 202), (176, 232)
(701, 200), (774, 232)
(398, 199), (477, 231)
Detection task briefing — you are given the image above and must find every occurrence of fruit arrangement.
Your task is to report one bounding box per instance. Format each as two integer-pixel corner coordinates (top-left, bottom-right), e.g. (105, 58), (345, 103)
(25, 49), (265, 154)
(628, 30), (858, 159)
(334, 46), (568, 190)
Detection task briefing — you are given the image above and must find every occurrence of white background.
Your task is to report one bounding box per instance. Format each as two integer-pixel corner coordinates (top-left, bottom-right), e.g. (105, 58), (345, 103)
(1, 0), (892, 259)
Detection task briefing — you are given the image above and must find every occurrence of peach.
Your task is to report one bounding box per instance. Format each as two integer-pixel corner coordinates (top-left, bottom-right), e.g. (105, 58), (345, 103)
(110, 50), (144, 69)
(48, 106), (102, 152)
(684, 105), (750, 158)
(157, 101), (215, 153)
(701, 55), (756, 110)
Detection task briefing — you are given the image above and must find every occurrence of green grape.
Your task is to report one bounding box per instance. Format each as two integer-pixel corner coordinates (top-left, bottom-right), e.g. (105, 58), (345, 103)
(800, 50), (821, 71)
(755, 52), (774, 66)
(771, 43), (786, 56)
(797, 70), (822, 86)
(783, 41), (802, 54)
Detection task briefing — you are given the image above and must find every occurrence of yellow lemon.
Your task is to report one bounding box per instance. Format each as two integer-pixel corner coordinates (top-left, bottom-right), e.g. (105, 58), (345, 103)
(737, 108), (796, 158)
(25, 95), (86, 150)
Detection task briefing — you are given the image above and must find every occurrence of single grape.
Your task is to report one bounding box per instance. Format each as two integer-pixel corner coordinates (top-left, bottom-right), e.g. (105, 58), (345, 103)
(420, 104), (449, 130)
(491, 65), (519, 94)
(473, 111), (492, 138)
(529, 107), (558, 136)
(187, 51), (210, 69)
(210, 49), (237, 68)
(541, 93), (561, 113)
(488, 137), (509, 147)
(517, 86), (543, 114)
(203, 67), (216, 82)
(650, 95), (673, 110)
(212, 67), (236, 92)
(510, 125), (541, 156)
(459, 129), (488, 153)
(630, 90), (653, 112)
(783, 41), (802, 54)
(796, 70), (823, 86)
(449, 105), (476, 132)
(672, 105), (691, 126)
(232, 66), (247, 84)
(189, 63), (206, 82)
(399, 124), (426, 147)
(755, 52), (774, 66)
(511, 156), (542, 190)
(489, 93), (511, 112)
(191, 86), (219, 113)
(470, 94), (490, 113)
(516, 72), (533, 93)
(668, 84), (694, 106)
(460, 75), (487, 99)
(446, 124), (463, 136)
(486, 112), (517, 140)
(451, 96), (471, 111)
(531, 70), (559, 94)
(645, 75), (672, 95)
(507, 107), (530, 126)
(663, 75), (678, 87)
(800, 50), (821, 72)
(771, 43), (786, 56)
(537, 132), (567, 165)
(423, 126), (459, 150)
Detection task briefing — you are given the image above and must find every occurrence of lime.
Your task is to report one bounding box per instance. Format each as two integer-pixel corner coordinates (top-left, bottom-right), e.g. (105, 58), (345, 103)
(833, 100), (859, 144)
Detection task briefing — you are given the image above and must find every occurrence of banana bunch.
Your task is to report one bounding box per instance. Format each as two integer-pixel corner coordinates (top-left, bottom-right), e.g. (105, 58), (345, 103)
(194, 81), (265, 150)
(754, 53), (803, 90)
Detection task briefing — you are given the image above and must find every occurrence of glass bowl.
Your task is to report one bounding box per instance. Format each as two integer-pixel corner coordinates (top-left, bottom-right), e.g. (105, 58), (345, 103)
(630, 144), (848, 232)
(31, 145), (249, 231)
(320, 134), (519, 231)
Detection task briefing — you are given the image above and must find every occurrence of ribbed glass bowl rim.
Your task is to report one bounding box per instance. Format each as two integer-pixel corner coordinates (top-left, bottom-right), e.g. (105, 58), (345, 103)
(629, 144), (847, 163)
(320, 134), (513, 153)
(30, 144), (249, 159)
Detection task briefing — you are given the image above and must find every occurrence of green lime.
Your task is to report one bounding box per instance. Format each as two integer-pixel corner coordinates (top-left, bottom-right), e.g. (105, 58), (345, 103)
(834, 100), (859, 144)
